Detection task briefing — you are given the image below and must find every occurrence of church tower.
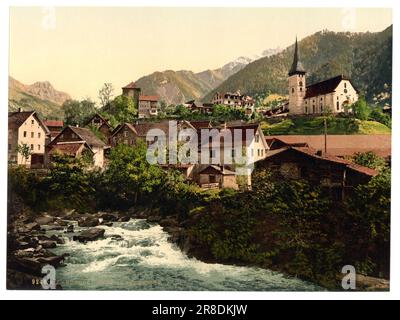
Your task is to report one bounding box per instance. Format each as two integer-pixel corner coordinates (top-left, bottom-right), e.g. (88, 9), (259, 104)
(288, 37), (306, 114)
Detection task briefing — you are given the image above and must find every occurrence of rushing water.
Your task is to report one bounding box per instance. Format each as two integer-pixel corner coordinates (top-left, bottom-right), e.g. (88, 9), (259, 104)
(48, 219), (323, 291)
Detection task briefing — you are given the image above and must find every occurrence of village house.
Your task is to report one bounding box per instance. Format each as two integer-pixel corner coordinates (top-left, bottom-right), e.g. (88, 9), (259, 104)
(43, 119), (64, 142)
(211, 91), (255, 114)
(8, 109), (50, 167)
(138, 95), (159, 118)
(257, 145), (378, 200)
(183, 100), (215, 115)
(197, 165), (239, 190)
(45, 126), (106, 168)
(85, 113), (113, 139)
(288, 38), (359, 115)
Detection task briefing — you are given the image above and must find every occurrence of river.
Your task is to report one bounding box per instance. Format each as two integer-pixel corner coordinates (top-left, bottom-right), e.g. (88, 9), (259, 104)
(48, 218), (323, 291)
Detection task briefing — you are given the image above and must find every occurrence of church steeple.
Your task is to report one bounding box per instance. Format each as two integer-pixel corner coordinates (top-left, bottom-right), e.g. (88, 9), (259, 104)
(288, 37), (306, 76)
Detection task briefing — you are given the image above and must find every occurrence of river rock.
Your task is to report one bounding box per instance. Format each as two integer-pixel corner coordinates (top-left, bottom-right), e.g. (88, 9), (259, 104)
(78, 217), (100, 227)
(147, 215), (162, 223)
(35, 216), (55, 226)
(99, 212), (119, 222)
(73, 228), (105, 243)
(159, 217), (179, 228)
(38, 240), (57, 249)
(66, 224), (74, 233)
(25, 222), (40, 232)
(356, 274), (390, 291)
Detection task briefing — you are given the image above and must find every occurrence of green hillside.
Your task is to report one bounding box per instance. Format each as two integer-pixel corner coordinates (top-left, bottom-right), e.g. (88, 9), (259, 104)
(8, 93), (64, 120)
(261, 117), (391, 136)
(204, 26), (392, 106)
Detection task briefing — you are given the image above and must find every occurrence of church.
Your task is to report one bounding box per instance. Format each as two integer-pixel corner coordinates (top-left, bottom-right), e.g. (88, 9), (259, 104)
(288, 38), (359, 115)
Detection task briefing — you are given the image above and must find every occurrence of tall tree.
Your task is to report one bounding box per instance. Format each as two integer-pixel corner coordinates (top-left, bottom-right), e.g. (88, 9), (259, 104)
(98, 83), (114, 108)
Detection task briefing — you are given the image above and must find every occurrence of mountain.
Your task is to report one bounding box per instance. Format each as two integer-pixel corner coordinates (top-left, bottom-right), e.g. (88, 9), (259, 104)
(203, 26), (392, 105)
(8, 77), (71, 119)
(135, 48), (282, 105)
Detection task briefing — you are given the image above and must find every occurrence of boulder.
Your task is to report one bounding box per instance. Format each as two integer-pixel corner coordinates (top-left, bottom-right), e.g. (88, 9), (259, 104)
(78, 217), (100, 228)
(147, 215), (162, 223)
(73, 228), (105, 243)
(38, 240), (57, 249)
(25, 222), (40, 232)
(66, 225), (74, 233)
(50, 234), (65, 245)
(99, 212), (119, 222)
(35, 216), (55, 226)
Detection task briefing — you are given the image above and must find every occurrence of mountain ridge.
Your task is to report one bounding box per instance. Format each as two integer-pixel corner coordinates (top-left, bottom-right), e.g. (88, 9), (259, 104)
(202, 26), (392, 105)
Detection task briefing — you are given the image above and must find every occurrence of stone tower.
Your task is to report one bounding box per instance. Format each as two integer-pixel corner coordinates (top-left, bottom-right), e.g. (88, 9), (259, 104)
(288, 37), (306, 115)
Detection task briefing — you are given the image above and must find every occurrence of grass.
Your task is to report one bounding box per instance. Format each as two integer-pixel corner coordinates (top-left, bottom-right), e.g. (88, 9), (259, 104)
(261, 116), (391, 136)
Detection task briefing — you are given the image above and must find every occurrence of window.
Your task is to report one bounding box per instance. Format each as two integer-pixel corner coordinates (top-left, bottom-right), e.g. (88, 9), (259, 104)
(255, 135), (259, 143)
(23, 131), (27, 137)
(305, 101), (307, 104)
(31, 132), (34, 138)
(261, 149), (264, 157)
(344, 83), (347, 88)
(299, 81), (303, 86)
(300, 87), (302, 92)
(38, 145), (40, 151)
(38, 132), (41, 138)
(305, 106), (308, 113)
(210, 150), (216, 158)
(291, 88), (294, 93)
(30, 144), (34, 150)
(31, 120), (34, 125)
(257, 149), (260, 157)
(209, 175), (216, 183)
(336, 101), (340, 110)
(344, 89), (348, 94)
(313, 105), (315, 113)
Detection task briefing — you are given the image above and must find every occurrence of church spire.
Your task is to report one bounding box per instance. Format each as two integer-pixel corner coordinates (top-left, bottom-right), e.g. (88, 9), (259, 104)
(288, 36), (306, 76)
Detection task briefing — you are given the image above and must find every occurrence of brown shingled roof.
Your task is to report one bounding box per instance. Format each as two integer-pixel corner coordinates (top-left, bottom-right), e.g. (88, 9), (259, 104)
(269, 135), (391, 159)
(48, 142), (87, 156)
(8, 111), (35, 128)
(264, 146), (378, 177)
(68, 126), (106, 147)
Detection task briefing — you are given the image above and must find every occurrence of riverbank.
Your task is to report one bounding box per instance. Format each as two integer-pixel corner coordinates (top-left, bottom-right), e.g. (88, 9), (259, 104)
(7, 204), (389, 291)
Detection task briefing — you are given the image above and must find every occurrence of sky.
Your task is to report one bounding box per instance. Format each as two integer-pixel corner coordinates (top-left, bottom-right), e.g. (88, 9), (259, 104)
(9, 7), (392, 101)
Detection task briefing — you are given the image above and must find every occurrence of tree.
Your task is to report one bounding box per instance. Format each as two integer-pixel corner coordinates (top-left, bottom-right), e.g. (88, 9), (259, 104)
(98, 83), (114, 108)
(352, 151), (387, 170)
(17, 143), (31, 164)
(103, 95), (137, 123)
(101, 142), (164, 207)
(63, 99), (97, 126)
(352, 97), (371, 120)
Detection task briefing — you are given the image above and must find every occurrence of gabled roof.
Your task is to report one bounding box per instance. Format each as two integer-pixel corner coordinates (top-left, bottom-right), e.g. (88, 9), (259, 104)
(304, 75), (358, 99)
(8, 110), (50, 134)
(198, 165), (236, 176)
(268, 135), (391, 158)
(86, 113), (111, 128)
(48, 142), (90, 156)
(263, 146), (378, 177)
(59, 126), (106, 147)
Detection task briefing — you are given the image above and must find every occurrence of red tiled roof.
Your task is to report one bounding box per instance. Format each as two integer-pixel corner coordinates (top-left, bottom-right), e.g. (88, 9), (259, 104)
(44, 120), (64, 127)
(304, 75), (357, 99)
(139, 95), (159, 102)
(269, 135), (391, 158)
(48, 142), (86, 156)
(122, 82), (139, 89)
